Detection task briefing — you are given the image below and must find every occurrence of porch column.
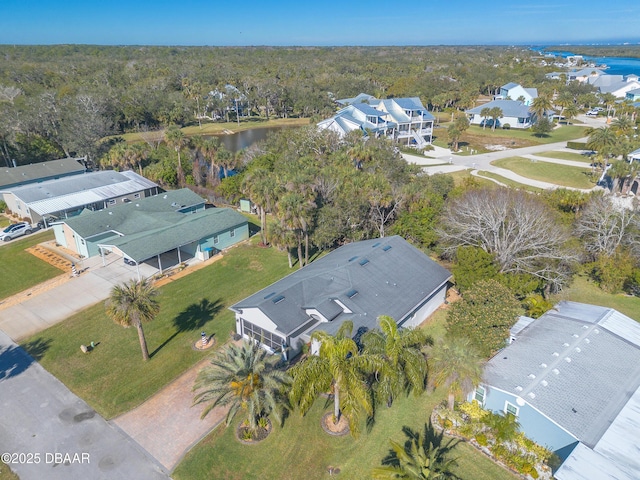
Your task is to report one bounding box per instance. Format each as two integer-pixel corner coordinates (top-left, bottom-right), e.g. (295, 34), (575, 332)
(157, 254), (163, 274)
(177, 246), (182, 264)
(136, 262), (141, 282)
(100, 246), (106, 267)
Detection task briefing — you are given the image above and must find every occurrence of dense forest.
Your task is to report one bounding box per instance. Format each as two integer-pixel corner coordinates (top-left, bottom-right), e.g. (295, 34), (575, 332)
(545, 45), (640, 58)
(0, 45), (554, 164)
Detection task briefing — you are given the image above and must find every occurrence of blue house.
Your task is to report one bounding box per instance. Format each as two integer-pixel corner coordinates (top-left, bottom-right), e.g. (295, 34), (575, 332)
(466, 99), (535, 129)
(475, 301), (640, 480)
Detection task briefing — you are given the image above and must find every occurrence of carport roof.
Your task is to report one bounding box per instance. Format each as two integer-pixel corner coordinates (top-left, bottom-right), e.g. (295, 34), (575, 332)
(99, 208), (247, 263)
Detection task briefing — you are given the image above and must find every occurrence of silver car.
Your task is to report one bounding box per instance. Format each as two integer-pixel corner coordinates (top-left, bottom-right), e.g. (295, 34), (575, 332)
(0, 222), (33, 241)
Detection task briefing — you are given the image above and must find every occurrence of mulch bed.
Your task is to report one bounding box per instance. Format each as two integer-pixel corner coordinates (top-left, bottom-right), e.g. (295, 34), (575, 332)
(236, 418), (272, 444)
(321, 412), (350, 436)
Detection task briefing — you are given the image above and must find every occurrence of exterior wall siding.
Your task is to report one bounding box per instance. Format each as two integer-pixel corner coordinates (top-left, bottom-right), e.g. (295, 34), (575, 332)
(480, 386), (578, 457)
(199, 223), (249, 253)
(400, 283), (447, 329)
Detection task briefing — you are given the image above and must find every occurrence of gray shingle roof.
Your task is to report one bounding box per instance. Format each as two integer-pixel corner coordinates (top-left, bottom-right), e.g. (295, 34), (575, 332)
(0, 157), (86, 190)
(231, 236), (451, 337)
(484, 301), (640, 448)
(466, 99), (532, 118)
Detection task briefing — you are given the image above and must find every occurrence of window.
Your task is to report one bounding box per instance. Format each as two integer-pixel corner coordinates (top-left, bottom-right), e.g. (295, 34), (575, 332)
(241, 319), (284, 351)
(107, 199), (116, 206)
(505, 401), (519, 417)
(474, 386), (486, 405)
(230, 229), (235, 238)
(133, 193), (141, 199)
(213, 235), (219, 244)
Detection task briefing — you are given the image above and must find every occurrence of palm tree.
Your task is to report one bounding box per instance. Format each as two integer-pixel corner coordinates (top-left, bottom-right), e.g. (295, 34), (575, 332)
(371, 421), (461, 480)
(290, 321), (386, 436)
(611, 116), (635, 136)
(530, 95), (553, 124)
(192, 340), (291, 430)
(586, 127), (619, 160)
(479, 107), (491, 130)
(105, 278), (160, 361)
(199, 137), (220, 187)
(362, 316), (432, 406)
(242, 168), (277, 246)
(428, 337), (484, 411)
(165, 126), (188, 186)
(563, 103), (579, 125)
(488, 107), (503, 131)
(268, 218), (296, 268)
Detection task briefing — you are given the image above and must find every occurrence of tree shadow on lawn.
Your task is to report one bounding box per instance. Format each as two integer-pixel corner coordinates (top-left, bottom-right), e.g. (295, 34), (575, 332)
(1, 337), (52, 380)
(149, 298), (223, 358)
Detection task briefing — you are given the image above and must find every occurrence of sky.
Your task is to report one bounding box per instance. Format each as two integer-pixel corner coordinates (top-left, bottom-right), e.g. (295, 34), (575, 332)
(0, 0), (639, 46)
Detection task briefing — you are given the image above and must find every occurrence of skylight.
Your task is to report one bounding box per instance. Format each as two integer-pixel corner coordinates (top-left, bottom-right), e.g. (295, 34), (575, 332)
(348, 256), (359, 262)
(264, 292), (276, 300)
(359, 258), (370, 266)
(272, 295), (285, 304)
(346, 289), (358, 299)
(382, 245), (392, 251)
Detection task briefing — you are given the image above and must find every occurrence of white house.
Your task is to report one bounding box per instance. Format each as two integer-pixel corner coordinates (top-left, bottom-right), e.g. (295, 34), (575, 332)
(230, 236), (451, 358)
(466, 99), (534, 129)
(318, 94), (435, 148)
(475, 301), (640, 480)
(494, 83), (538, 106)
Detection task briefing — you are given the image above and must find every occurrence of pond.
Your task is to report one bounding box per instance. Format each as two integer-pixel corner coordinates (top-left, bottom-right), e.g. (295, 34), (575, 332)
(211, 126), (295, 153)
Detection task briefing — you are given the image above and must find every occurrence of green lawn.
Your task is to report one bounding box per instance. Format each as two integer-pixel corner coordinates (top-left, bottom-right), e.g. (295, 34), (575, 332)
(466, 125), (586, 144)
(21, 241), (292, 418)
(558, 275), (640, 321)
(492, 157), (594, 189)
(0, 215), (10, 228)
(535, 151), (594, 163)
(476, 171), (543, 192)
(173, 311), (517, 480)
(0, 230), (59, 300)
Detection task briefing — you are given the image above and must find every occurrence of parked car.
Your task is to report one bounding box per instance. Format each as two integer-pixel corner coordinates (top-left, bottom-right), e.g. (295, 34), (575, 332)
(0, 222), (33, 241)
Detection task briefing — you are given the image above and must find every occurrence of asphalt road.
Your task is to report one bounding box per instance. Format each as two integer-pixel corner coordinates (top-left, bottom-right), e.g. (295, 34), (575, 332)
(0, 330), (169, 480)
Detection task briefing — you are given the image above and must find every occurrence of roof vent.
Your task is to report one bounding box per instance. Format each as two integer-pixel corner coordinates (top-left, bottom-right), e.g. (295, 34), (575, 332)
(552, 352), (559, 357)
(584, 338), (591, 344)
(515, 386), (523, 392)
(552, 369), (560, 375)
(528, 392), (536, 399)
(163, 194), (168, 199)
(541, 380), (548, 387)
(572, 334), (579, 338)
(583, 325), (589, 329)
(109, 212), (113, 215)
(562, 343), (569, 347)
(575, 347), (581, 353)
(528, 374), (536, 379)
(594, 329), (600, 334)
(540, 363), (547, 368)
(565, 357), (572, 363)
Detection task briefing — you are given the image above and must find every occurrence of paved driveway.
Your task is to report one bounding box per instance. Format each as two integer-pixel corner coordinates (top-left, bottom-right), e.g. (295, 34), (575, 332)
(113, 358), (227, 472)
(0, 331), (169, 480)
(0, 253), (158, 341)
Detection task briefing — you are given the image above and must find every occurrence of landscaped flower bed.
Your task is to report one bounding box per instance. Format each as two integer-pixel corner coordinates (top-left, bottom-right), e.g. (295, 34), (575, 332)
(432, 401), (555, 480)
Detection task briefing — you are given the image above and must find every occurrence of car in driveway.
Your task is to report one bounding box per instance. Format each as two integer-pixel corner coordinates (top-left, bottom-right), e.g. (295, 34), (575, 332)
(0, 222), (33, 241)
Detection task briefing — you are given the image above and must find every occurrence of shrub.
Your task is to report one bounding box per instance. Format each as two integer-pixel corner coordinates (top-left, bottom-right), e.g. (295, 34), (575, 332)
(502, 123), (511, 130)
(0, 200), (6, 213)
(475, 433), (488, 446)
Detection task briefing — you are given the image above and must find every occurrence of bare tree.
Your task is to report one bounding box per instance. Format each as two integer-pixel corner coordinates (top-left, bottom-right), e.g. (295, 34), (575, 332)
(439, 188), (576, 289)
(575, 195), (639, 259)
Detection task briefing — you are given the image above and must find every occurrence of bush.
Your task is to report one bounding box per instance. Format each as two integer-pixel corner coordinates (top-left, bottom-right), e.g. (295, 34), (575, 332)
(502, 123), (511, 130)
(624, 268), (640, 297)
(0, 200), (6, 213)
(475, 433), (488, 446)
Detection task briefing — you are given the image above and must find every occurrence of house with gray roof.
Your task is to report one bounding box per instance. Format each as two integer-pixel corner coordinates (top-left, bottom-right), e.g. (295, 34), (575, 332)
(475, 301), (640, 480)
(53, 188), (249, 272)
(318, 94), (434, 148)
(0, 157), (87, 190)
(466, 99), (534, 129)
(230, 236), (451, 357)
(2, 170), (159, 225)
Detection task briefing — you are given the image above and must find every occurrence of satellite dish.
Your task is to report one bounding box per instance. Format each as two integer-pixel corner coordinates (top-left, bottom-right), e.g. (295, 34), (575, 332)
(516, 397), (525, 406)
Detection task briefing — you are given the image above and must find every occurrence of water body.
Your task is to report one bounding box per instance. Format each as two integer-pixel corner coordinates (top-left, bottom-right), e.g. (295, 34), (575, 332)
(539, 48), (640, 76)
(213, 126), (292, 153)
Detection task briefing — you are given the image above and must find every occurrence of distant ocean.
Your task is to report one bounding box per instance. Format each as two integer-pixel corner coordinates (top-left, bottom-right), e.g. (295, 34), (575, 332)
(536, 48), (640, 76)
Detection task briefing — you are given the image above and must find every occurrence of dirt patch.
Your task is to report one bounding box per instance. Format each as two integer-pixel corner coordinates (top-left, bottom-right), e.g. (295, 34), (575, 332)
(321, 412), (350, 436)
(26, 245), (73, 271)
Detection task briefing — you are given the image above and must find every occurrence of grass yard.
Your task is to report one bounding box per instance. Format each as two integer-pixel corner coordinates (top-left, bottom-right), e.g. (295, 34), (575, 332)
(0, 230), (59, 300)
(535, 151), (594, 163)
(492, 157), (594, 189)
(443, 169), (497, 189)
(476, 171), (542, 192)
(20, 241), (292, 418)
(173, 311), (517, 480)
(0, 215), (10, 228)
(558, 275), (640, 321)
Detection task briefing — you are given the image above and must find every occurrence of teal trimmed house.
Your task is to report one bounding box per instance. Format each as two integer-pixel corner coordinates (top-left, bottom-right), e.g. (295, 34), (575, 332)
(53, 189), (248, 270)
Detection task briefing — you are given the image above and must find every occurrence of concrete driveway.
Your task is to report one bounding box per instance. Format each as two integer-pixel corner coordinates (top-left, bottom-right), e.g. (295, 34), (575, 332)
(0, 253), (158, 342)
(0, 330), (169, 480)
